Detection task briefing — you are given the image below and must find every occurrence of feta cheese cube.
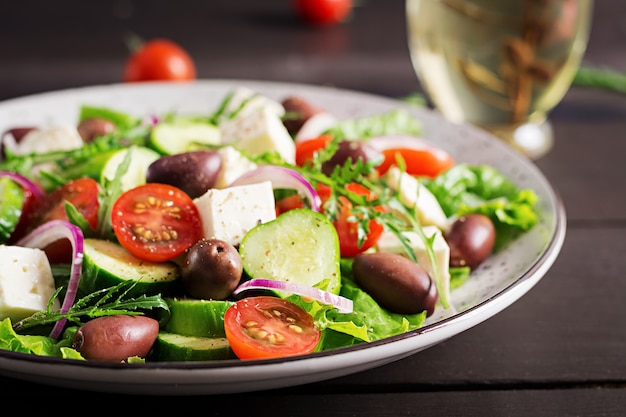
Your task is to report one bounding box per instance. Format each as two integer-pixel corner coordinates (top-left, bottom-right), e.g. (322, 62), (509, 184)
(220, 106), (296, 164)
(214, 146), (258, 189)
(375, 226), (451, 301)
(0, 245), (60, 322)
(194, 180), (276, 246)
(219, 87), (285, 121)
(4, 125), (83, 156)
(385, 167), (449, 230)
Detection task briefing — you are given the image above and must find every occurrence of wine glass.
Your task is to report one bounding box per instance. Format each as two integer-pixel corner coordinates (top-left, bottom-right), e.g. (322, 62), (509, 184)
(406, 0), (593, 159)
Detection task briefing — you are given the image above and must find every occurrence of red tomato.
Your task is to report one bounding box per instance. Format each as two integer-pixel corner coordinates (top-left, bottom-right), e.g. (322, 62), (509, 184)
(6, 188), (44, 244)
(318, 183), (384, 258)
(25, 178), (101, 263)
(34, 178), (101, 231)
(111, 183), (202, 262)
(375, 146), (454, 178)
(293, 0), (353, 26)
(295, 134), (333, 167)
(275, 194), (305, 216)
(124, 39), (196, 82)
(224, 296), (321, 360)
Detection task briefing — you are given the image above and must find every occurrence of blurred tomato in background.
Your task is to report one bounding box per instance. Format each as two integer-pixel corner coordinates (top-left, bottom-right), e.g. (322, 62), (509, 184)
(124, 38), (196, 82)
(293, 0), (353, 26)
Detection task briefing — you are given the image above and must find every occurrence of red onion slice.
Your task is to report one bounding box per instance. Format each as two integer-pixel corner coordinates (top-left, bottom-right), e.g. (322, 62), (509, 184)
(234, 278), (353, 314)
(0, 171), (45, 201)
(228, 165), (321, 212)
(16, 220), (84, 339)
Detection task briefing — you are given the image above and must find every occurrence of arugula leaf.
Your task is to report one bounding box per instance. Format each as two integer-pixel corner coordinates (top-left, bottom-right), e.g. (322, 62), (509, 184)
(11, 281), (170, 333)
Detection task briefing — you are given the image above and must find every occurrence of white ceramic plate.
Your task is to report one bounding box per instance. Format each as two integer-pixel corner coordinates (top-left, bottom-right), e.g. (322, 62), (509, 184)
(0, 80), (566, 395)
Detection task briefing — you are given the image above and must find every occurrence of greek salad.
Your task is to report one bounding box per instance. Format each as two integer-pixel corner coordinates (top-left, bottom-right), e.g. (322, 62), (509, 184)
(0, 87), (539, 362)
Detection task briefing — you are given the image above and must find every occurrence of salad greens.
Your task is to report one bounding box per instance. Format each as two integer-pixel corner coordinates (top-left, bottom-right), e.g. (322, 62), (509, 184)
(0, 88), (539, 361)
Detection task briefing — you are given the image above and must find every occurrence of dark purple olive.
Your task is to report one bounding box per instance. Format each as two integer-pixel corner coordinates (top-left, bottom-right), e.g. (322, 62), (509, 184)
(281, 95), (323, 136)
(72, 315), (159, 361)
(321, 140), (383, 176)
(445, 213), (496, 270)
(1, 127), (36, 159)
(352, 252), (438, 316)
(77, 118), (117, 142)
(146, 150), (222, 199)
(181, 238), (243, 300)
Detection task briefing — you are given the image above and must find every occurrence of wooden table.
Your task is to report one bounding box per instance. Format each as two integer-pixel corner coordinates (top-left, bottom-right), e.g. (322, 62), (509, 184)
(1, 1), (625, 414)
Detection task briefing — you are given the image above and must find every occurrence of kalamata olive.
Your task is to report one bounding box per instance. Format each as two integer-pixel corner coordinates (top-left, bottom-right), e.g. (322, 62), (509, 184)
(281, 95), (323, 135)
(321, 140), (383, 176)
(445, 213), (496, 270)
(181, 238), (243, 300)
(76, 118), (117, 142)
(352, 252), (438, 316)
(72, 315), (159, 361)
(146, 150), (222, 199)
(1, 127), (36, 159)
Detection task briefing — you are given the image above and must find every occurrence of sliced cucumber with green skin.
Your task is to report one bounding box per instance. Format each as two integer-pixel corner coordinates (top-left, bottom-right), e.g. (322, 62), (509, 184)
(149, 120), (220, 155)
(0, 177), (24, 243)
(80, 238), (181, 298)
(152, 332), (235, 361)
(100, 146), (161, 191)
(239, 208), (342, 295)
(163, 298), (233, 338)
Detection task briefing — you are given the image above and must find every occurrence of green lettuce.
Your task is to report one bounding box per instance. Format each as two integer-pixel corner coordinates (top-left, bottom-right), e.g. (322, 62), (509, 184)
(324, 109), (421, 140)
(425, 163), (539, 250)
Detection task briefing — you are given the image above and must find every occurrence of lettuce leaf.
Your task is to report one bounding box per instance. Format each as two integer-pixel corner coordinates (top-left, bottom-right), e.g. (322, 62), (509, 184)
(425, 163), (539, 250)
(324, 109), (421, 140)
(0, 318), (83, 359)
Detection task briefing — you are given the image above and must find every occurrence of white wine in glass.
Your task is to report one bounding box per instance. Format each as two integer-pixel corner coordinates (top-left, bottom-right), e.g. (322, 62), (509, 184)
(406, 0), (593, 159)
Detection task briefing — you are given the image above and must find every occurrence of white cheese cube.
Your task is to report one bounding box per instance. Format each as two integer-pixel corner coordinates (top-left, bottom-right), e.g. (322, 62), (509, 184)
(220, 106), (296, 164)
(4, 125), (83, 156)
(0, 245), (60, 322)
(385, 167), (449, 230)
(214, 146), (258, 189)
(194, 180), (276, 246)
(218, 87), (285, 122)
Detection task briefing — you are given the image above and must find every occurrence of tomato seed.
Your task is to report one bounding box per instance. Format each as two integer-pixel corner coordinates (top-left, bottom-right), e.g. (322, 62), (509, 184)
(288, 324), (303, 333)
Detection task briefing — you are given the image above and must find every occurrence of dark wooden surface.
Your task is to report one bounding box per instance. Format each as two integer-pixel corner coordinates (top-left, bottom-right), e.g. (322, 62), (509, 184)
(1, 1), (625, 414)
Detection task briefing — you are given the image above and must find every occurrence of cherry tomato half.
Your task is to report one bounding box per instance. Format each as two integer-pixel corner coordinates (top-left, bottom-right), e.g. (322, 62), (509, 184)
(295, 134), (333, 167)
(224, 296), (321, 360)
(375, 146), (454, 178)
(275, 194), (305, 216)
(318, 183), (385, 258)
(293, 0), (353, 26)
(111, 183), (202, 262)
(123, 39), (196, 83)
(24, 177), (101, 263)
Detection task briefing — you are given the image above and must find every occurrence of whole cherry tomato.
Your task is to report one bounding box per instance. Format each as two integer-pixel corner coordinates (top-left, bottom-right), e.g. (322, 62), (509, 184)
(293, 0), (353, 27)
(124, 39), (196, 82)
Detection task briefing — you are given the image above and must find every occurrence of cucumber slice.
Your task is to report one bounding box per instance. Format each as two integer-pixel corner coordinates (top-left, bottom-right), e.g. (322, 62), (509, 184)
(149, 119), (220, 155)
(100, 146), (160, 191)
(239, 208), (341, 295)
(163, 298), (233, 338)
(0, 177), (25, 243)
(80, 238), (181, 297)
(152, 332), (235, 361)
